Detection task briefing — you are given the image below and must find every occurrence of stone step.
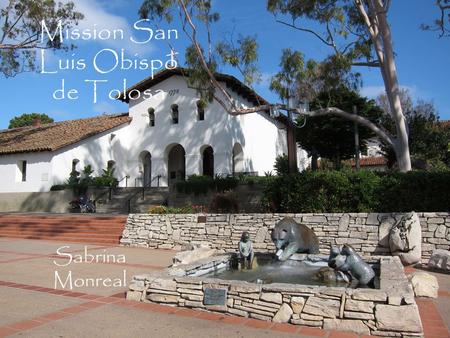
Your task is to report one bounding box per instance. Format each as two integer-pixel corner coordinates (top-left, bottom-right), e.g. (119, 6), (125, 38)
(0, 234), (121, 245)
(0, 214), (127, 244)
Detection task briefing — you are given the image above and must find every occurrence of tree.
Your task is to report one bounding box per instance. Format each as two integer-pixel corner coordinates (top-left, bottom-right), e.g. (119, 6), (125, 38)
(0, 0), (83, 77)
(8, 113), (54, 129)
(422, 0), (450, 37)
(377, 91), (450, 170)
(267, 0), (413, 172)
(140, 0), (414, 171)
(297, 87), (384, 170)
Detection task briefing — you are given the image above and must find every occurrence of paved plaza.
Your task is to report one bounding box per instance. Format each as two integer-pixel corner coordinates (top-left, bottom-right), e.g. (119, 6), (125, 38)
(0, 237), (448, 338)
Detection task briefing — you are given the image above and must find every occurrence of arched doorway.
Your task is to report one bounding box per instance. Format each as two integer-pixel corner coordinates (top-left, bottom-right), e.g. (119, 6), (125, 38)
(202, 146), (214, 177)
(232, 143), (244, 175)
(167, 144), (185, 185)
(139, 151), (152, 187)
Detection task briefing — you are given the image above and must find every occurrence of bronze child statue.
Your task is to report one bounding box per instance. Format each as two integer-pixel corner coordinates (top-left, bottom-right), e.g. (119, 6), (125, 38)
(238, 231), (254, 269)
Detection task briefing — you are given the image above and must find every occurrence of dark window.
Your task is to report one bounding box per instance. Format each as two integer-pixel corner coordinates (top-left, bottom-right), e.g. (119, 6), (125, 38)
(72, 159), (79, 173)
(21, 160), (27, 182)
(197, 101), (205, 121)
(148, 108), (155, 127)
(171, 104), (179, 124)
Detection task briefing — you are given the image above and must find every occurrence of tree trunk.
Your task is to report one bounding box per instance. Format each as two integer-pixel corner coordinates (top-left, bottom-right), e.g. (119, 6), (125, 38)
(287, 121), (298, 174)
(311, 150), (319, 171)
(373, 1), (412, 172)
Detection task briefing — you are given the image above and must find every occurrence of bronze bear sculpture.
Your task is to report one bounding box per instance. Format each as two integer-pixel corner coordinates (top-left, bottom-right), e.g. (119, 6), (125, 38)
(271, 217), (320, 261)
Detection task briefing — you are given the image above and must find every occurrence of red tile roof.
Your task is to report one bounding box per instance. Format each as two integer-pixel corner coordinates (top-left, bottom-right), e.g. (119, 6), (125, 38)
(350, 156), (388, 167)
(0, 113), (131, 155)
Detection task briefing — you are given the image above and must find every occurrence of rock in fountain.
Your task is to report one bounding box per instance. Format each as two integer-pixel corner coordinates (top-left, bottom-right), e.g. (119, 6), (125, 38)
(328, 244), (375, 286)
(315, 266), (351, 284)
(271, 217), (320, 261)
(238, 231), (254, 269)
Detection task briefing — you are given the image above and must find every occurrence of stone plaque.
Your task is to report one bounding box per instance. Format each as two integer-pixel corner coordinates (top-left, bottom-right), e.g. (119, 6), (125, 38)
(197, 215), (207, 223)
(203, 288), (227, 305)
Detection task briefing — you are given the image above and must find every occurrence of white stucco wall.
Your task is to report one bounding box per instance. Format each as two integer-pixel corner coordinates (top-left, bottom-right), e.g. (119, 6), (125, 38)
(0, 74), (288, 192)
(0, 152), (53, 192)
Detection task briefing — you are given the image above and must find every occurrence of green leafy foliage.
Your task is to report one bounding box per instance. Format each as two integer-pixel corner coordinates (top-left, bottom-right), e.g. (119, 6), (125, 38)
(274, 154), (289, 176)
(8, 113), (54, 129)
(263, 170), (450, 213)
(216, 36), (260, 85)
(0, 0), (84, 77)
(377, 91), (450, 170)
(297, 87), (384, 169)
(175, 174), (238, 195)
(148, 204), (206, 214)
(93, 167), (118, 187)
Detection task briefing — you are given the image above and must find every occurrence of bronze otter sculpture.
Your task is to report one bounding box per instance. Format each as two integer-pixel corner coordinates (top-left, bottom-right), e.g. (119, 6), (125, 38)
(328, 244), (375, 286)
(271, 217), (320, 261)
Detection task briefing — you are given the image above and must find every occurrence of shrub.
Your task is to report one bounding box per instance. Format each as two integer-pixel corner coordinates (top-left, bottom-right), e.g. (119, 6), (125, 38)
(377, 171), (450, 212)
(50, 184), (66, 191)
(175, 175), (238, 195)
(148, 204), (207, 214)
(210, 193), (239, 213)
(274, 154), (289, 176)
(263, 170), (450, 213)
(213, 175), (238, 192)
(176, 175), (213, 195)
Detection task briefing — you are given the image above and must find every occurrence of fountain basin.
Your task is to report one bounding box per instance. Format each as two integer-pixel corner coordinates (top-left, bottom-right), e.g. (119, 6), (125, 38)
(127, 254), (423, 337)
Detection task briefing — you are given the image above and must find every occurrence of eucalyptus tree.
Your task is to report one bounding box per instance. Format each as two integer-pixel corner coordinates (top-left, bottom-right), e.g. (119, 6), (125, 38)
(422, 0), (450, 37)
(140, 0), (421, 172)
(0, 0), (83, 77)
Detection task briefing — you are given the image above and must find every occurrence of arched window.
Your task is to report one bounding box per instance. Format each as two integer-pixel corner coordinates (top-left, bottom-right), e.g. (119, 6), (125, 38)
(107, 160), (116, 171)
(232, 143), (244, 175)
(197, 100), (205, 121)
(71, 159), (80, 174)
(148, 108), (155, 127)
(171, 104), (179, 124)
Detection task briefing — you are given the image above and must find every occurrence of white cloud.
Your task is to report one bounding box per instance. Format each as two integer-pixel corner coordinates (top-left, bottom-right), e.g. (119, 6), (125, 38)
(71, 0), (153, 55)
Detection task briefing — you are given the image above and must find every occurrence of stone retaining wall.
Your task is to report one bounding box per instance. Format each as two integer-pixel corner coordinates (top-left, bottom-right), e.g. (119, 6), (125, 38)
(120, 213), (450, 263)
(127, 256), (423, 337)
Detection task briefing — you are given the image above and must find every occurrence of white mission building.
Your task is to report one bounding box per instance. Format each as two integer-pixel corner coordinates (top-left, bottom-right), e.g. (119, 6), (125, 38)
(0, 68), (308, 193)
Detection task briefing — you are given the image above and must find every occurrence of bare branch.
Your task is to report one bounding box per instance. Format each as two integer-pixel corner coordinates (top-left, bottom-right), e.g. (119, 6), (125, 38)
(351, 61), (380, 67)
(275, 19), (334, 47)
(177, 0), (237, 112)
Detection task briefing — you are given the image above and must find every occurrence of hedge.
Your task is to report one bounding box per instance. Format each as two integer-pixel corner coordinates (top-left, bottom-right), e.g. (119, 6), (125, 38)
(262, 170), (450, 213)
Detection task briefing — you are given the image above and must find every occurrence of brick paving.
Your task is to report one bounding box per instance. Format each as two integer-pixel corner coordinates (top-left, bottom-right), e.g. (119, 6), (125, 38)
(0, 237), (449, 337)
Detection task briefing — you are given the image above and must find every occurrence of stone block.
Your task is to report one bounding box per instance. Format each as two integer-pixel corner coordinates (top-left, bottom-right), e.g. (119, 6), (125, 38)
(260, 292), (282, 304)
(323, 319), (370, 335)
(375, 304), (422, 333)
(273, 303), (293, 323)
(344, 299), (374, 313)
(428, 249), (450, 271)
(408, 272), (439, 298)
(148, 294), (179, 303)
(150, 278), (177, 292)
(126, 290), (142, 302)
(291, 296), (306, 314)
(435, 224), (447, 238)
(343, 311), (375, 320)
(352, 289), (387, 302)
(303, 297), (340, 319)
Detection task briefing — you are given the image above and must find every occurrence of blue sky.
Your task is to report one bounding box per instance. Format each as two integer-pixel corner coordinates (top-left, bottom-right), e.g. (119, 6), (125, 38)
(0, 0), (449, 129)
